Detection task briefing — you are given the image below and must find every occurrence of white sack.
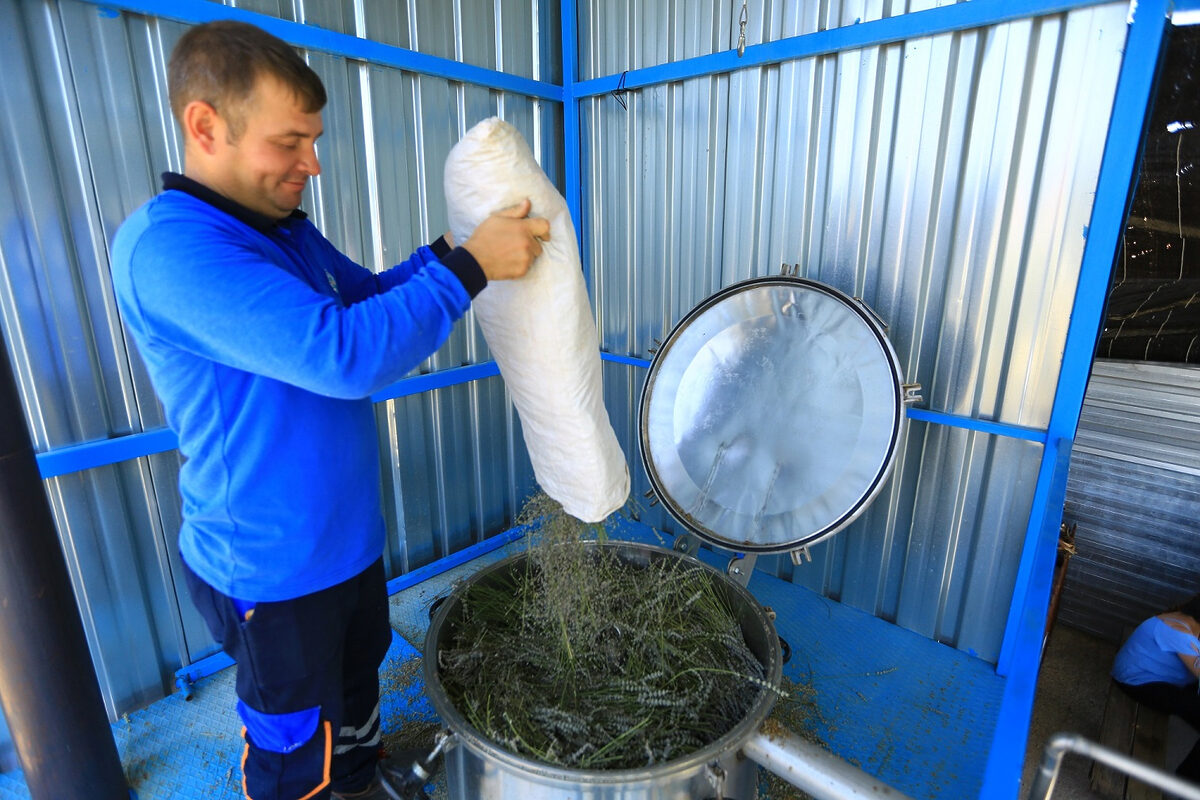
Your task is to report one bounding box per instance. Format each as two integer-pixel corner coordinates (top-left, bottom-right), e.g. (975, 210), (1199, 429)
(444, 117), (629, 522)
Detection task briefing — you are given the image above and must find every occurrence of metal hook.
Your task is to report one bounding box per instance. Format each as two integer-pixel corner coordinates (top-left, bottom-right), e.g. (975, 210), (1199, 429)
(737, 2), (748, 57)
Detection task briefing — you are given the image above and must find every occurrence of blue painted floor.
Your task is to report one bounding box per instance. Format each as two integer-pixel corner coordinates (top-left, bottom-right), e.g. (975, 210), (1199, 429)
(0, 521), (1006, 799)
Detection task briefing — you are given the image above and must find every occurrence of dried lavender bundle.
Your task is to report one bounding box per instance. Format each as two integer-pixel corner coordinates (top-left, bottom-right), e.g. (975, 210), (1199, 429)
(437, 495), (775, 770)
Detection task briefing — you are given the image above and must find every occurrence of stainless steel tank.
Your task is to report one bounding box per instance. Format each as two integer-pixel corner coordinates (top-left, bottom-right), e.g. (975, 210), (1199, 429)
(423, 540), (782, 800)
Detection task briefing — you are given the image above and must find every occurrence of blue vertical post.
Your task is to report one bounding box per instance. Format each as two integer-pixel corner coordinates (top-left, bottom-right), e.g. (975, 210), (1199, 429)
(981, 1), (1171, 797)
(561, 0), (586, 286)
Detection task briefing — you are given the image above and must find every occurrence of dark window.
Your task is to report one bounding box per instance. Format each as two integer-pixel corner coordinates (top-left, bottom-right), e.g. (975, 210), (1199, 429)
(1101, 25), (1200, 363)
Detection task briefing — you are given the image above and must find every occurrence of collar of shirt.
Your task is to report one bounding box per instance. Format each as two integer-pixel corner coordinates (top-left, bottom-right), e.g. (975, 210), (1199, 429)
(161, 172), (307, 234)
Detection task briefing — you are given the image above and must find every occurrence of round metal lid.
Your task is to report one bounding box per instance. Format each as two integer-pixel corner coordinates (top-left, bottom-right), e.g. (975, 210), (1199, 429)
(638, 276), (907, 554)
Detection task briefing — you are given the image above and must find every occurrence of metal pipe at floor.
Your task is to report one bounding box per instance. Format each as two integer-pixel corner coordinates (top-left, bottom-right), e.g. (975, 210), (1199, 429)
(742, 724), (915, 800)
(0, 330), (129, 800)
(1027, 732), (1200, 800)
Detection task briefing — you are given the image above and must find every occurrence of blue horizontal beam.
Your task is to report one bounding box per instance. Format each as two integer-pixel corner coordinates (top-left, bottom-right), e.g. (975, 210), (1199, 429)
(574, 0), (1110, 99)
(78, 0), (562, 102)
(368, 361), (500, 403)
(385, 524), (528, 596)
(601, 352), (1051, 443)
(36, 362), (503, 479)
(35, 427), (179, 480)
(35, 355), (1055, 477)
(904, 408), (1047, 444)
(600, 351), (652, 368)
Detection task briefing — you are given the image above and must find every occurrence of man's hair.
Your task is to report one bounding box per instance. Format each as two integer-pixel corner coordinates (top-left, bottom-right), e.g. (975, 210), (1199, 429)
(168, 20), (326, 139)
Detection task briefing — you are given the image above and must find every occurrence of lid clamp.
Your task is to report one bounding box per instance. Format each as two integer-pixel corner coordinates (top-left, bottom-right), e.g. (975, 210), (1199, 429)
(902, 383), (923, 405)
(726, 553), (758, 587)
(789, 547), (812, 567)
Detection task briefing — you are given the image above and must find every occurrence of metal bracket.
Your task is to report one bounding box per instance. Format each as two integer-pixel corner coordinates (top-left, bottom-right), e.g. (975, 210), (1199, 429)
(779, 262), (800, 277)
(726, 553), (757, 587)
(704, 761), (727, 800)
(852, 295), (889, 331)
(642, 488), (659, 508)
(789, 547), (812, 567)
(902, 383), (923, 405)
(673, 533), (702, 557)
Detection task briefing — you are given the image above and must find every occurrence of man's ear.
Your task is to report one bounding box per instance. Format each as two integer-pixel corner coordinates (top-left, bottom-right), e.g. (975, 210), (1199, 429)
(182, 100), (222, 155)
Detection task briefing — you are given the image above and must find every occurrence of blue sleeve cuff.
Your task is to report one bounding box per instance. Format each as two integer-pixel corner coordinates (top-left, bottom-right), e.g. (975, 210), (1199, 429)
(441, 247), (487, 298)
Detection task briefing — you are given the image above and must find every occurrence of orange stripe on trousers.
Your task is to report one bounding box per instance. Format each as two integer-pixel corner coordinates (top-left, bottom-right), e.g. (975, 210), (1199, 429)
(240, 720), (332, 800)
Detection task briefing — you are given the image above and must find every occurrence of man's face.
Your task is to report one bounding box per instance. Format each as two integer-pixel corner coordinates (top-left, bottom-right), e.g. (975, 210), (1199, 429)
(211, 74), (323, 219)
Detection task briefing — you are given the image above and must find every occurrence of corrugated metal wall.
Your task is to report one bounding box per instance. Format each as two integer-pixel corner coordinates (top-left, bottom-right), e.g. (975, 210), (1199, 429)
(1060, 359), (1200, 642)
(580, 0), (1129, 662)
(0, 0), (558, 745)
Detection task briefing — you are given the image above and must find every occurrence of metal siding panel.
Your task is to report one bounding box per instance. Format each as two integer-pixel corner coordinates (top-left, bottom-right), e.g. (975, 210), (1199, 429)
(1060, 360), (1200, 643)
(577, 0), (977, 80)
(583, 1), (1128, 659)
(356, 0), (412, 48)
(226, 0), (297, 22)
(499, 0), (531, 77)
(413, 0), (457, 62)
(294, 0), (356, 36)
(306, 54), (371, 263)
(602, 360), (675, 532)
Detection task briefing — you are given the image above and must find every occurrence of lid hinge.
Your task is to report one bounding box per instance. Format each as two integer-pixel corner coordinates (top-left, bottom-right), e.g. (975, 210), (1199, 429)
(673, 533), (702, 557)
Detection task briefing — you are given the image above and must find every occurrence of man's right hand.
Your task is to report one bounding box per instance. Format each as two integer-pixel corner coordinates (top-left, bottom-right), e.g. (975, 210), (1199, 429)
(461, 199), (551, 281)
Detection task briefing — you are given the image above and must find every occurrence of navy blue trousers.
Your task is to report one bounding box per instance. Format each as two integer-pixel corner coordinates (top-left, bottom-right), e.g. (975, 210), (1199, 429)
(185, 559), (393, 799)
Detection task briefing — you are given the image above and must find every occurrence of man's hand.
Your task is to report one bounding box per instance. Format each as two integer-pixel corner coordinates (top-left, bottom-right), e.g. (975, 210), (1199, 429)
(461, 199), (551, 281)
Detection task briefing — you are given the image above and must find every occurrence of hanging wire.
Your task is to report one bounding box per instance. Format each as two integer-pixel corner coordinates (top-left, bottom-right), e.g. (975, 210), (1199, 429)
(737, 1), (748, 57)
(610, 70), (629, 110)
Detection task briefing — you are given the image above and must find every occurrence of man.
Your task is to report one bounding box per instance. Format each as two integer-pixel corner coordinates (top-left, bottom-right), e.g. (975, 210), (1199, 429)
(111, 20), (549, 800)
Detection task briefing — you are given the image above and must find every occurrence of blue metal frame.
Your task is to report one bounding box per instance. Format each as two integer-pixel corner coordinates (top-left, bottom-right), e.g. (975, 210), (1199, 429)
(44, 8), (1171, 793)
(383, 523), (526, 596)
(599, 352), (651, 369)
(980, 1), (1170, 797)
(573, 0), (1112, 99)
(77, 0), (562, 102)
(561, 0), (586, 285)
(36, 362), (501, 479)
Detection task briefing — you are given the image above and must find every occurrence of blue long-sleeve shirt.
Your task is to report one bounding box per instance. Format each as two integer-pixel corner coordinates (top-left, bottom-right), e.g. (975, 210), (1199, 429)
(111, 174), (484, 601)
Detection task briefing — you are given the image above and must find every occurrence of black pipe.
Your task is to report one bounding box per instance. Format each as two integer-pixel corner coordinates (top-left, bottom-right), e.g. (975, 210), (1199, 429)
(0, 329), (128, 799)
